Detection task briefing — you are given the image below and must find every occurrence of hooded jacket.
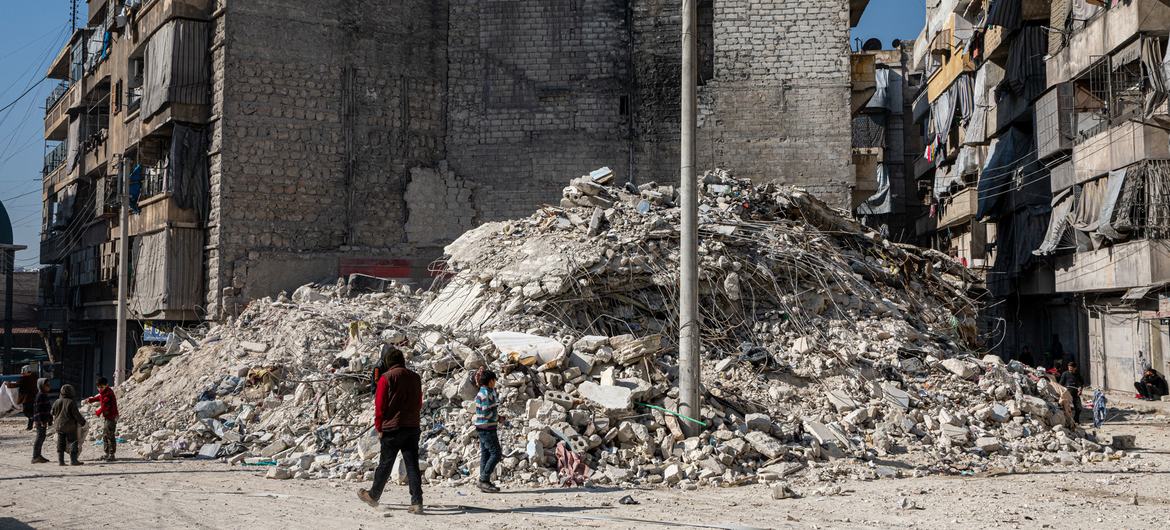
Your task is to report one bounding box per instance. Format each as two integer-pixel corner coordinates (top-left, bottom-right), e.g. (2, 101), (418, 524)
(33, 378), (53, 424)
(51, 384), (87, 434)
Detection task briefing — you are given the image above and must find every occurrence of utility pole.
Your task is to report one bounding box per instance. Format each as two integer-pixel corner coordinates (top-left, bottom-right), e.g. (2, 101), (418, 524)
(114, 157), (129, 385)
(678, 0), (701, 436)
(2, 248), (17, 374)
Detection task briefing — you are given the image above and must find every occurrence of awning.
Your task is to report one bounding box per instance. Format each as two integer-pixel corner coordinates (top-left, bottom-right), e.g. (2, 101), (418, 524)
(1122, 285), (1155, 301)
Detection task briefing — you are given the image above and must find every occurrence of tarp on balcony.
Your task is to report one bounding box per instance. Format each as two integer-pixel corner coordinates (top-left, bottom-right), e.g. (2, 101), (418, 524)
(931, 88), (957, 150)
(866, 68), (904, 114)
(142, 19), (210, 119)
(1000, 25), (1047, 102)
(976, 126), (1033, 220)
(1071, 175), (1107, 250)
(1143, 37), (1167, 117)
(964, 65), (990, 144)
(857, 163), (893, 216)
(1034, 188), (1074, 255)
(170, 124), (210, 222)
(985, 0), (1022, 32)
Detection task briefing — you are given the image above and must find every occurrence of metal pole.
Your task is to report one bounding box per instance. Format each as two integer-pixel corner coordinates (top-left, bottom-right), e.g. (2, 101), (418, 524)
(115, 157), (129, 385)
(678, 0), (701, 436)
(3, 250), (14, 374)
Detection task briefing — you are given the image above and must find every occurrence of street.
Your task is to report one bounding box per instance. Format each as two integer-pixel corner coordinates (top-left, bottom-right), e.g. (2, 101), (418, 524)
(2, 394), (1168, 530)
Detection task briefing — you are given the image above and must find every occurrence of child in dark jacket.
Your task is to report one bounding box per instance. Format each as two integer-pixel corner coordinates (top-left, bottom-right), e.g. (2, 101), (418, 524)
(51, 384), (87, 466)
(474, 368), (503, 493)
(31, 379), (53, 464)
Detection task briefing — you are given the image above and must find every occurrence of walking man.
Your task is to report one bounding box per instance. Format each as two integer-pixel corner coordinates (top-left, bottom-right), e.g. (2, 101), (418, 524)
(85, 377), (119, 461)
(357, 347), (424, 514)
(31, 378), (52, 463)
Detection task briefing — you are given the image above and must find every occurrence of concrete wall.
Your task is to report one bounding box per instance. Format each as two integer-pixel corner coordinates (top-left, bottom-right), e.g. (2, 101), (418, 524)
(446, 0), (634, 220)
(207, 0), (448, 312)
(635, 0), (856, 207)
(199, 0), (858, 313)
(0, 271), (39, 324)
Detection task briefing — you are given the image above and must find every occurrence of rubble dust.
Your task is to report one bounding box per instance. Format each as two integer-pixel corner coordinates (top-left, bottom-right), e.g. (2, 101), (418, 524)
(108, 169), (1119, 490)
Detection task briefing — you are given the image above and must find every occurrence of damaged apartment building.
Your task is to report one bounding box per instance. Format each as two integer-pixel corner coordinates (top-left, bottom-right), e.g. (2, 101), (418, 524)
(36, 0), (873, 388)
(909, 0), (1170, 392)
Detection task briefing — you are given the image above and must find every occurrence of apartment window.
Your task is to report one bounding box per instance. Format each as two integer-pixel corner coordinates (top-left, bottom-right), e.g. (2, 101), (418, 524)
(127, 57), (144, 113)
(113, 80), (123, 114)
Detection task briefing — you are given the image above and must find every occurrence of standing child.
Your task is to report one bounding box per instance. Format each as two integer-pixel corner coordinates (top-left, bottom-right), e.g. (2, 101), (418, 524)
(51, 384), (86, 466)
(474, 368), (502, 493)
(31, 378), (52, 464)
(85, 377), (120, 461)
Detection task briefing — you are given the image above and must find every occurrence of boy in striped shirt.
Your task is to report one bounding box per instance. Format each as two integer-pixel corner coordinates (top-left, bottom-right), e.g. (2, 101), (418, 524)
(474, 368), (502, 493)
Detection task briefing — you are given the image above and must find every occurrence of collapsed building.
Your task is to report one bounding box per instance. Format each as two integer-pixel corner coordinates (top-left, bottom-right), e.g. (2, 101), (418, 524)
(38, 0), (880, 393)
(109, 170), (1120, 491)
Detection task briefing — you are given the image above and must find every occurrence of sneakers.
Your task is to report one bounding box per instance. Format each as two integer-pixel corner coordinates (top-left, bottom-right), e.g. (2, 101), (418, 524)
(31, 456), (50, 464)
(478, 480), (500, 493)
(407, 504), (424, 515)
(356, 489), (379, 508)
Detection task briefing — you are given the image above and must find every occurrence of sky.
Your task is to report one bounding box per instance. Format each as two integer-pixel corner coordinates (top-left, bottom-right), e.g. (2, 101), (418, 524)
(852, 0), (927, 51)
(0, 1), (72, 269)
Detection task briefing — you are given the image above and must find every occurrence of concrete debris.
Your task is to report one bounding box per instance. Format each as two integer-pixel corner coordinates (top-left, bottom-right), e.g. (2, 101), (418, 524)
(109, 168), (1111, 491)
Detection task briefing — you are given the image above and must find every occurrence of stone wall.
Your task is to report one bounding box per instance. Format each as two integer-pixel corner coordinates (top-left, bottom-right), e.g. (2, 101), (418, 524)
(203, 0), (857, 314)
(208, 0), (447, 313)
(445, 0), (635, 220)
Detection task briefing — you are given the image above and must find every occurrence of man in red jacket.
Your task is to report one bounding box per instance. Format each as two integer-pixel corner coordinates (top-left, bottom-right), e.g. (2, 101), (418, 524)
(85, 377), (119, 461)
(357, 347), (424, 514)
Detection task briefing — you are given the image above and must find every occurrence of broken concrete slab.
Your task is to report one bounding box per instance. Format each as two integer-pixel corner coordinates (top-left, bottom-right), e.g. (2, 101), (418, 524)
(577, 381), (633, 411)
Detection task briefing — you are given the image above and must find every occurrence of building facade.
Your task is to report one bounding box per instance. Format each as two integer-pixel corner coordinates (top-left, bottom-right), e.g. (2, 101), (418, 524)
(38, 0), (872, 386)
(911, 0), (1170, 390)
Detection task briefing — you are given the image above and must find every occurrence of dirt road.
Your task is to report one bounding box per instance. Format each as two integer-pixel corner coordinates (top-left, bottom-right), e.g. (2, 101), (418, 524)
(2, 395), (1168, 529)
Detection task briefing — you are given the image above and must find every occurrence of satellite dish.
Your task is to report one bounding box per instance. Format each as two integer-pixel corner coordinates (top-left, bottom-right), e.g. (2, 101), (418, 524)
(891, 39), (903, 49)
(862, 38), (882, 51)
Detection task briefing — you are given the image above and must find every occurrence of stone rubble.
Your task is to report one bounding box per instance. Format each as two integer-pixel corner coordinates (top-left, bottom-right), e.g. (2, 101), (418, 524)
(108, 169), (1118, 490)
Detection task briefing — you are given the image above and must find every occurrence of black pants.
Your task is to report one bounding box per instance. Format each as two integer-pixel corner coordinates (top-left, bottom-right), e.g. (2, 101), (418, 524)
(33, 423), (47, 459)
(478, 428), (502, 482)
(57, 431), (79, 463)
(1068, 389), (1083, 423)
(368, 428), (423, 505)
(23, 403), (34, 429)
(1135, 381), (1164, 400)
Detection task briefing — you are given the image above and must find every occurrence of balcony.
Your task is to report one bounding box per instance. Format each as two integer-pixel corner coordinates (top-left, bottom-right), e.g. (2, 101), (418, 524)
(938, 185), (977, 229)
(42, 142), (67, 178)
(927, 52), (975, 102)
(1035, 83), (1075, 161)
(1050, 160), (1076, 194)
(82, 131), (110, 177)
(44, 83), (79, 141)
(850, 53), (876, 115)
(129, 0), (215, 54)
(126, 194), (201, 237)
(1055, 239), (1170, 293)
(1046, 0), (1170, 86)
(1073, 121), (1170, 184)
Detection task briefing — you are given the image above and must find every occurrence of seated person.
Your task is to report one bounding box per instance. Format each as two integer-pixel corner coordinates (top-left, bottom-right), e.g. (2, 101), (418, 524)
(1135, 368), (1168, 401)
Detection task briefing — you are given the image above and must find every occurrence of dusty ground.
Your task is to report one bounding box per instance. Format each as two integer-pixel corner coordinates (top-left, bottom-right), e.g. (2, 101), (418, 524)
(1, 394), (1168, 530)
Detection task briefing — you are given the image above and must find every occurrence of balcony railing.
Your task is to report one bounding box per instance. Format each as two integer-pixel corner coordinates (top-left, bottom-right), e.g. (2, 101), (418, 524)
(43, 142), (68, 176)
(45, 81), (70, 115)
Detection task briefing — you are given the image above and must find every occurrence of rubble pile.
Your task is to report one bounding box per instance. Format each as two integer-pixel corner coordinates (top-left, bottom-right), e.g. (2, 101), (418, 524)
(112, 168), (1116, 489)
